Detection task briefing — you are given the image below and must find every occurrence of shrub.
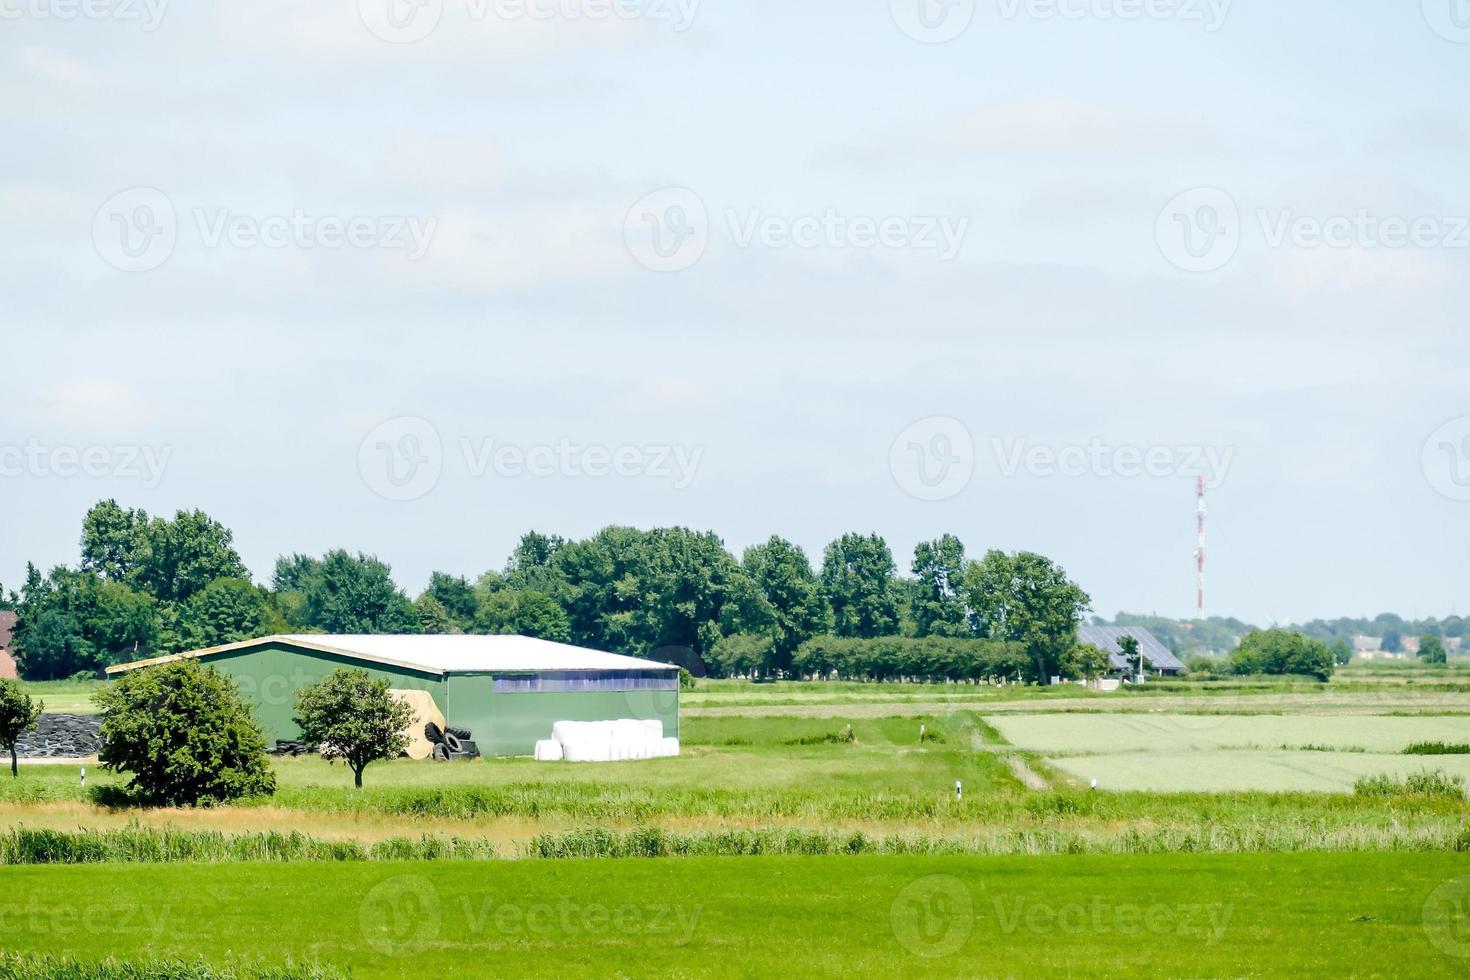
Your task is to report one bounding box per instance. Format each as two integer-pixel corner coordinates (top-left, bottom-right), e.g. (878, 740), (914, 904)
(1403, 742), (1470, 756)
(294, 669), (412, 789)
(1228, 629), (1334, 682)
(678, 667), (696, 690)
(792, 635), (1031, 683)
(96, 658), (275, 806)
(1354, 770), (1466, 799)
(0, 680), (42, 777)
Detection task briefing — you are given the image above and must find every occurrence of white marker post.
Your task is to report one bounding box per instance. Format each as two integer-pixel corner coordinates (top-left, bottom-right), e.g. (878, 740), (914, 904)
(955, 780), (962, 801)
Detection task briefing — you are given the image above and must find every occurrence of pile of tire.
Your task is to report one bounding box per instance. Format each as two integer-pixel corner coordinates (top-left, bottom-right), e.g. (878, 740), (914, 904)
(424, 722), (480, 761)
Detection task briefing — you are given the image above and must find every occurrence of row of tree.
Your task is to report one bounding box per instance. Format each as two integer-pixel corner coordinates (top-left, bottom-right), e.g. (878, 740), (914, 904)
(1100, 611), (1467, 659)
(3, 501), (1100, 685)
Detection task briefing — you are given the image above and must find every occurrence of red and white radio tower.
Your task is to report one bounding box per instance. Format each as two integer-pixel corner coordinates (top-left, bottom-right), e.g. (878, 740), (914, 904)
(1194, 475), (1206, 614)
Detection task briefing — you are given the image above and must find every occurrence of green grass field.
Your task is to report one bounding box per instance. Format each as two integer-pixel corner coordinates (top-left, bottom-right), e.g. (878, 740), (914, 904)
(2, 853), (1467, 977)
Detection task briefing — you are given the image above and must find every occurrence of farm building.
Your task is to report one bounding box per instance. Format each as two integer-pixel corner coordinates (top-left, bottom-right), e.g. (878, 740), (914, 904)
(0, 611), (16, 680)
(1076, 626), (1185, 677)
(105, 634), (680, 757)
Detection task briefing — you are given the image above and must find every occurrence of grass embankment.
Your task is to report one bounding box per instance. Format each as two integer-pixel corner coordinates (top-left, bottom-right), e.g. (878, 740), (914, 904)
(2, 853), (1466, 977)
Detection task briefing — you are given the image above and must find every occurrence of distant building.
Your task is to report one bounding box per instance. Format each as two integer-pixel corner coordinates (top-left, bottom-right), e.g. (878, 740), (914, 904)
(1352, 635), (1382, 653)
(1402, 636), (1421, 655)
(1076, 626), (1185, 677)
(0, 611), (16, 680)
(1448, 637), (1463, 653)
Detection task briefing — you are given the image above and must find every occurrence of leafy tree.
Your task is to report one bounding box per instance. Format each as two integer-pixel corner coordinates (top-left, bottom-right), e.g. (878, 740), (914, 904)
(414, 593), (457, 634)
(1329, 639), (1353, 666)
(1227, 629), (1333, 682)
(96, 659), (276, 805)
(964, 550), (1091, 684)
(131, 510), (249, 604)
(1060, 642), (1112, 680)
(294, 669), (413, 788)
(910, 535), (970, 638)
(706, 632), (774, 678)
(1419, 635), (1448, 665)
(820, 533), (899, 639)
(11, 567), (160, 678)
(14, 610), (90, 680)
(1381, 629), (1403, 654)
(736, 536), (830, 673)
(512, 591), (571, 642)
(80, 500), (149, 582)
(503, 532), (567, 593)
(0, 680), (42, 777)
(174, 578), (279, 650)
(1117, 634), (1142, 676)
(423, 572), (478, 629)
(295, 551), (418, 634)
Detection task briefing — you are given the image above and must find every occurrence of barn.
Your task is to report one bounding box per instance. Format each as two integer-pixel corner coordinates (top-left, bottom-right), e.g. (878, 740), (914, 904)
(105, 634), (680, 757)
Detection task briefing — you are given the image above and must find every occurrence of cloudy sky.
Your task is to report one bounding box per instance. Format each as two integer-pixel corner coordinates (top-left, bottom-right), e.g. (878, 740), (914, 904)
(2, 0), (1467, 625)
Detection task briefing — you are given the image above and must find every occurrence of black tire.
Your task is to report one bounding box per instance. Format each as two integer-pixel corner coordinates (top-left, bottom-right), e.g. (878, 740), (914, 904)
(456, 740), (480, 758)
(446, 726), (471, 740)
(432, 743), (449, 762)
(424, 722), (444, 744)
(443, 732), (463, 754)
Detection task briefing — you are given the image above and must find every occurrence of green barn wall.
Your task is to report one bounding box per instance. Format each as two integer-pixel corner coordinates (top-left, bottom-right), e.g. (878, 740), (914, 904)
(196, 643), (445, 743)
(445, 674), (679, 756)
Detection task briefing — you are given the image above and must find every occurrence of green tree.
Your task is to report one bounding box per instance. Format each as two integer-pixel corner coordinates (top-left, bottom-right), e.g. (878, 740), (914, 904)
(706, 632), (774, 678)
(96, 659), (275, 805)
(736, 536), (830, 673)
(820, 533), (899, 639)
(1419, 635), (1448, 665)
(503, 532), (567, 593)
(1117, 634), (1142, 676)
(1060, 642), (1112, 680)
(910, 534), (970, 638)
(174, 578), (278, 651)
(964, 550), (1091, 684)
(294, 551), (418, 634)
(423, 572), (478, 629)
(131, 510), (249, 603)
(0, 680), (43, 777)
(1329, 639), (1353, 666)
(11, 567), (160, 678)
(414, 593), (457, 634)
(1228, 629), (1333, 682)
(80, 499), (149, 582)
(294, 669), (413, 789)
(1381, 629), (1403, 654)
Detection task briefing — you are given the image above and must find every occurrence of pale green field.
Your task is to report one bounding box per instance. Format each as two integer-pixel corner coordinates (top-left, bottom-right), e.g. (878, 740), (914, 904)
(1048, 750), (1470, 793)
(987, 713), (1470, 755)
(14, 679), (104, 715)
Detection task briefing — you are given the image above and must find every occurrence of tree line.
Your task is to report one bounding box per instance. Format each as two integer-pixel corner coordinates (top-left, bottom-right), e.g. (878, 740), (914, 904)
(3, 500), (1100, 684)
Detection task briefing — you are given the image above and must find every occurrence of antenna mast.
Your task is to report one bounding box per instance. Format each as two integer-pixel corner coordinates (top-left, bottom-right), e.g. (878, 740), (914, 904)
(1194, 475), (1206, 615)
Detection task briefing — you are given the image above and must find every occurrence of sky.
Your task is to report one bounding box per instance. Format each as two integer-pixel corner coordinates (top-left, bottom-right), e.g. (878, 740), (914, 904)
(2, 0), (1468, 626)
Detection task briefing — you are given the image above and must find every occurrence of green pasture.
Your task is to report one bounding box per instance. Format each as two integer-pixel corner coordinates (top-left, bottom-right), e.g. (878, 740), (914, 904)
(1, 853), (1466, 977)
(1049, 750), (1470, 794)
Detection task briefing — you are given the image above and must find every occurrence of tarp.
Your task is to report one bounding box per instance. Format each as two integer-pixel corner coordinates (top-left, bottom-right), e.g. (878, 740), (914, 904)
(391, 689), (447, 761)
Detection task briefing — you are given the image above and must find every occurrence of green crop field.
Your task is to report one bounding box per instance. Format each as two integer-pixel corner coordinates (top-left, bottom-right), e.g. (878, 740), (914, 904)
(2, 853), (1468, 978)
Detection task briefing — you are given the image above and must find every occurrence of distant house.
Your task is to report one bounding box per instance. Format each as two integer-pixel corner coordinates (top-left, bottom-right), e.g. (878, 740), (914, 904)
(1076, 625), (1185, 678)
(1402, 636), (1422, 655)
(0, 611), (17, 680)
(1352, 635), (1382, 653)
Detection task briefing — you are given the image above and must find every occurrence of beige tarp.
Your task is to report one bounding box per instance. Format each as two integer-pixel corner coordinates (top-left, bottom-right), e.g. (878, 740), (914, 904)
(392, 689), (447, 761)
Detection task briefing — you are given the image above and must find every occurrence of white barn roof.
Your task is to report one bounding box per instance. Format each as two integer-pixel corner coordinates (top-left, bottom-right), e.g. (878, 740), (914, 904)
(107, 633), (679, 677)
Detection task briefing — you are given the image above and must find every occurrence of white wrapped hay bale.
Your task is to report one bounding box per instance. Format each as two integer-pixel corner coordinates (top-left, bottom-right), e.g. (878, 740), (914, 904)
(533, 739), (564, 761)
(657, 737), (680, 758)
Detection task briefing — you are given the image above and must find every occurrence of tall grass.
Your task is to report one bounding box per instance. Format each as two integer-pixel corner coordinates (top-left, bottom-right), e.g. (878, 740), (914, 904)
(1353, 770), (1467, 799)
(0, 954), (343, 980)
(1403, 741), (1470, 755)
(0, 826), (498, 865)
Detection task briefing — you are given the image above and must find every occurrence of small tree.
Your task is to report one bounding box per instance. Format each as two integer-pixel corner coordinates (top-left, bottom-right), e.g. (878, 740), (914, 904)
(1060, 643), (1111, 680)
(1419, 635), (1448, 665)
(1117, 634), (1143, 678)
(96, 658), (275, 805)
(294, 669), (413, 789)
(0, 680), (43, 778)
